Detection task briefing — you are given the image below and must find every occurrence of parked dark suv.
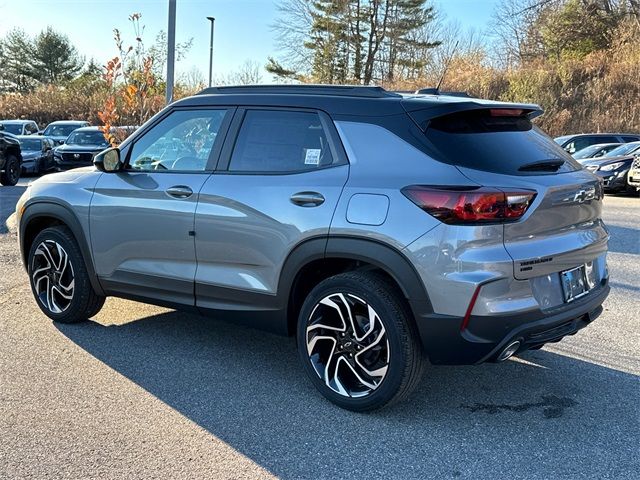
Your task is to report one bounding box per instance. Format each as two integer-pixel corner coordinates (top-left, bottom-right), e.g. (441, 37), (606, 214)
(16, 85), (610, 411)
(16, 135), (55, 175)
(0, 126), (23, 186)
(52, 126), (110, 171)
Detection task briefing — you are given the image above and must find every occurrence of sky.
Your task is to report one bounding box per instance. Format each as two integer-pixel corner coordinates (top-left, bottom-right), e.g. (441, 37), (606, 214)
(0, 0), (500, 82)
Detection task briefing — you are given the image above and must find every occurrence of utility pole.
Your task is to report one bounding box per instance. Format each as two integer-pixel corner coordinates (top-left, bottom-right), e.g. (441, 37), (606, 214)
(207, 16), (215, 87)
(166, 0), (176, 104)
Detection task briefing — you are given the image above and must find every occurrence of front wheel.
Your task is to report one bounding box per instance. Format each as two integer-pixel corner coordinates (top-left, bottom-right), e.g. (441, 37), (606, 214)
(28, 226), (105, 323)
(0, 155), (20, 186)
(297, 272), (424, 411)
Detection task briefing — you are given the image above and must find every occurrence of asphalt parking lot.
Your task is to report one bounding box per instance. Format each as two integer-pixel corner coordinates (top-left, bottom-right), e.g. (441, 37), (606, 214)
(0, 179), (638, 479)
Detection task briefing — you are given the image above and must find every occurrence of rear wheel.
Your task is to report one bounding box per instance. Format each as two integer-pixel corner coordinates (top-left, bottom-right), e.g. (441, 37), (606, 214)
(297, 272), (424, 411)
(0, 155), (20, 186)
(28, 226), (105, 323)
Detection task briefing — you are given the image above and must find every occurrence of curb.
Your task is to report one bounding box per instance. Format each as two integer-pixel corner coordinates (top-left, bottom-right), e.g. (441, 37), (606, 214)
(5, 213), (17, 234)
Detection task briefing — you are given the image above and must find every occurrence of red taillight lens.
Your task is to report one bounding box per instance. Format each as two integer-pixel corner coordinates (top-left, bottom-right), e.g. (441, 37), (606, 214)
(402, 186), (536, 225)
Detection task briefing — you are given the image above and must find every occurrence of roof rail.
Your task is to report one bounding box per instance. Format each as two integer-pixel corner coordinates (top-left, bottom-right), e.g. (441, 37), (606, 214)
(197, 84), (400, 98)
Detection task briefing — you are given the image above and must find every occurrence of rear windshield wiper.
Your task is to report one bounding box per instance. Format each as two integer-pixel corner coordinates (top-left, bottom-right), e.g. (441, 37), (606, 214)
(518, 159), (565, 172)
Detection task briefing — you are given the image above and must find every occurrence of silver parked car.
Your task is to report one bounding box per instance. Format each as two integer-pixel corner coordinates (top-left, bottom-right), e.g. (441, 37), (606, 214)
(15, 85), (610, 411)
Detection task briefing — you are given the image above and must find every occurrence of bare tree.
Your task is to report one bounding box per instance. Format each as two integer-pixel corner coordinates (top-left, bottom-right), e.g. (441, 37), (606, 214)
(488, 0), (545, 68)
(271, 0), (316, 73)
(178, 66), (206, 91)
(214, 60), (264, 85)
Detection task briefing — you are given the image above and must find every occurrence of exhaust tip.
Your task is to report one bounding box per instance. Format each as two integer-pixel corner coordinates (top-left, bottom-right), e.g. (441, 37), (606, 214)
(497, 340), (521, 362)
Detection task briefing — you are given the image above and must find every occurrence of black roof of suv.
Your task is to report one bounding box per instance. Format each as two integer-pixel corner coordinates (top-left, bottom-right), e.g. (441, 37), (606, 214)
(185, 85), (542, 121)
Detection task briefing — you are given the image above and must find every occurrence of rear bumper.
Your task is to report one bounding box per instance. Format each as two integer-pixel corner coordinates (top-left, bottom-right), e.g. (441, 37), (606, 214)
(412, 280), (609, 365)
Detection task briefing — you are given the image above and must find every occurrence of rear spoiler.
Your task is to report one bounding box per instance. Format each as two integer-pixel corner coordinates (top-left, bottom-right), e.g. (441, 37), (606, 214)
(414, 88), (472, 98)
(401, 98), (544, 131)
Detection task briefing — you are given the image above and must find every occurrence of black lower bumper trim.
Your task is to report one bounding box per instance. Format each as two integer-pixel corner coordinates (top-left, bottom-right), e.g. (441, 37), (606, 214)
(413, 282), (609, 365)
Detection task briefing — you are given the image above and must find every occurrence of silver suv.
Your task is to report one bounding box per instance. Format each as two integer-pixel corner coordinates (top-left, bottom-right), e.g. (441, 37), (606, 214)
(16, 85), (610, 411)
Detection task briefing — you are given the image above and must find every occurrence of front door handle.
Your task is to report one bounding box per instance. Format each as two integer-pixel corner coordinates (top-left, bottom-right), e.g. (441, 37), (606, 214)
(166, 185), (193, 199)
(290, 191), (325, 207)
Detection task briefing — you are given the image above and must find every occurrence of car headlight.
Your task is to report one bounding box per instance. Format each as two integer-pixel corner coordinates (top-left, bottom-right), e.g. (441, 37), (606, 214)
(599, 162), (625, 171)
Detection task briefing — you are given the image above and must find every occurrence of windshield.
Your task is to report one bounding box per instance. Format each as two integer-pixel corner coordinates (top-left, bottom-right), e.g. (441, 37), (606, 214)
(573, 144), (620, 159)
(606, 142), (640, 157)
(573, 145), (603, 159)
(1, 123), (23, 135)
(44, 124), (82, 137)
(66, 131), (108, 146)
(20, 138), (42, 150)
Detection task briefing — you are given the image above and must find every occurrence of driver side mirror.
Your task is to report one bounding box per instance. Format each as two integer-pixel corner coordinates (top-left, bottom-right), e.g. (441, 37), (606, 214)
(94, 147), (123, 172)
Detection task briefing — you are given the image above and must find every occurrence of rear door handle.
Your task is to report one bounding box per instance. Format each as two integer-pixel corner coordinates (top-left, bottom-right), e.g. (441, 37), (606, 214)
(166, 185), (193, 199)
(290, 191), (325, 207)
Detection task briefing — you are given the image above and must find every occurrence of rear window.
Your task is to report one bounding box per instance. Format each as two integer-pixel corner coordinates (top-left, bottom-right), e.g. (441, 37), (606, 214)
(423, 109), (581, 175)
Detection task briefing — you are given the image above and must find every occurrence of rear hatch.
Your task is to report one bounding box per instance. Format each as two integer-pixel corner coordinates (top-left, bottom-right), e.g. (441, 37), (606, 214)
(403, 100), (608, 280)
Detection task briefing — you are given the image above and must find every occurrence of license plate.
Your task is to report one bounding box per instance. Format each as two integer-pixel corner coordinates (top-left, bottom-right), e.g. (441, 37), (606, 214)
(561, 265), (591, 302)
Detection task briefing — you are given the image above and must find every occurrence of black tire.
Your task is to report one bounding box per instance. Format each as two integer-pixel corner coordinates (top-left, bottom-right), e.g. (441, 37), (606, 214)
(0, 155), (20, 186)
(27, 226), (105, 323)
(297, 272), (424, 411)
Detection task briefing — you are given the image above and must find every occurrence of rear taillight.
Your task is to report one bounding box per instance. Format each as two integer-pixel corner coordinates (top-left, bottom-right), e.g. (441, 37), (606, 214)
(402, 186), (536, 225)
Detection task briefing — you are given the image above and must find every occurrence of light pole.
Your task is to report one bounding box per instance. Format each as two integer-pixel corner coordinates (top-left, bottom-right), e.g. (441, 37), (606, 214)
(166, 0), (176, 103)
(207, 16), (215, 87)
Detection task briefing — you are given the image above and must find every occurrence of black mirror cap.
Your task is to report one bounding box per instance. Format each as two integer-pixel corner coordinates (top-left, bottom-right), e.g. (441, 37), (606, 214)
(94, 147), (122, 172)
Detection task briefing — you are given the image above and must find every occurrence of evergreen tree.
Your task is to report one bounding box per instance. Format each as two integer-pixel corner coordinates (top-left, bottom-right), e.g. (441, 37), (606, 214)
(306, 1), (351, 83)
(383, 0), (441, 81)
(272, 0), (440, 84)
(0, 27), (84, 91)
(31, 27), (84, 84)
(0, 29), (36, 92)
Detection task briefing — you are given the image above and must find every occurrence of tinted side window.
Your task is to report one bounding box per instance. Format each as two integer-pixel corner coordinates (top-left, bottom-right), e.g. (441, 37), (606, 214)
(593, 136), (618, 144)
(129, 109), (228, 172)
(622, 136), (640, 142)
(572, 137), (593, 152)
(568, 136), (616, 154)
(229, 110), (334, 173)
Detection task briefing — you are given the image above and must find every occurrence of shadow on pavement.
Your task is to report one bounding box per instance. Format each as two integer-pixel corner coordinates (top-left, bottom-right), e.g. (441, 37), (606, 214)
(56, 309), (639, 479)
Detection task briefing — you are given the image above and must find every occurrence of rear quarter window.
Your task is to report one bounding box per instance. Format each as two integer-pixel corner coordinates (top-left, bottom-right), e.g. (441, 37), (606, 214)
(423, 109), (581, 175)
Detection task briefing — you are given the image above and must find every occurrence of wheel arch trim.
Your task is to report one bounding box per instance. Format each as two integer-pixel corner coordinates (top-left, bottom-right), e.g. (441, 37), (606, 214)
(279, 235), (434, 332)
(19, 200), (105, 296)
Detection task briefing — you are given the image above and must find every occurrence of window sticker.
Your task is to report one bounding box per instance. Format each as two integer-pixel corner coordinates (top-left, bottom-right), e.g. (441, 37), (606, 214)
(304, 148), (321, 165)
